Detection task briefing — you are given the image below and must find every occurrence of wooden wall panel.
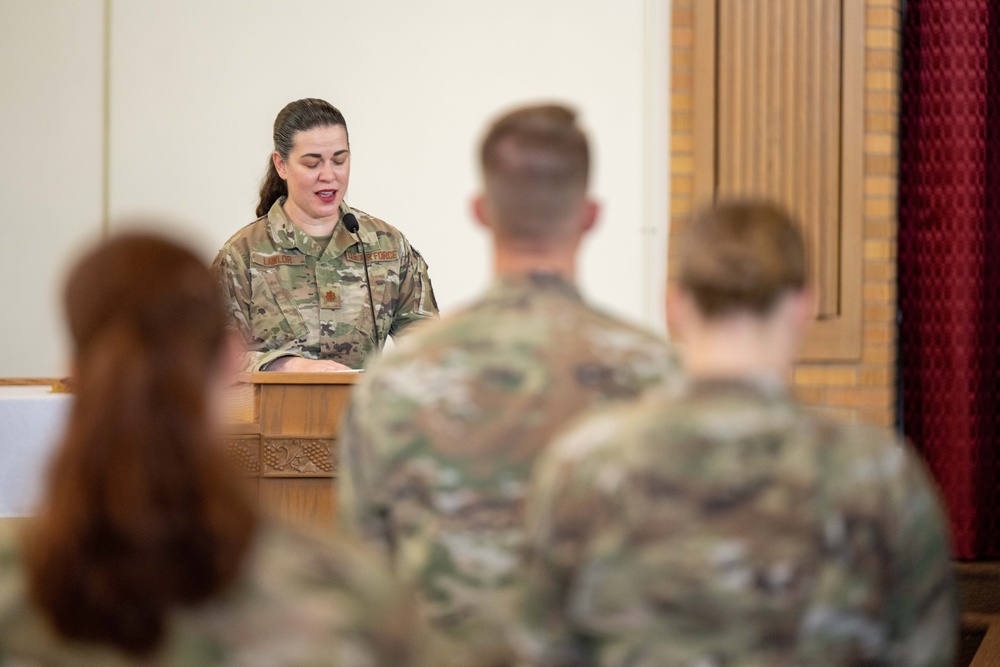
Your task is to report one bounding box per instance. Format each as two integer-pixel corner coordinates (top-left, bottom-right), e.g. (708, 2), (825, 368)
(672, 0), (902, 426)
(687, 0), (865, 361)
(716, 0), (843, 318)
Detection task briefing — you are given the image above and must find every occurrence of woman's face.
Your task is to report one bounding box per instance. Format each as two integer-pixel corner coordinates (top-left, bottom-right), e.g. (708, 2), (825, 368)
(274, 124), (351, 227)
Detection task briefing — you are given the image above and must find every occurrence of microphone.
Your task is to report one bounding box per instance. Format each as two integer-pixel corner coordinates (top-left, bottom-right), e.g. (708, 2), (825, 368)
(343, 212), (360, 234)
(343, 213), (379, 343)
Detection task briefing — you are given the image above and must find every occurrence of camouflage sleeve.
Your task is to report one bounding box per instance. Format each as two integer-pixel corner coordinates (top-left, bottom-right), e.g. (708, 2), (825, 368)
(255, 527), (437, 667)
(211, 246), (305, 373)
(515, 423), (619, 667)
(801, 431), (959, 666)
(884, 444), (959, 666)
(388, 239), (439, 338)
(337, 380), (394, 554)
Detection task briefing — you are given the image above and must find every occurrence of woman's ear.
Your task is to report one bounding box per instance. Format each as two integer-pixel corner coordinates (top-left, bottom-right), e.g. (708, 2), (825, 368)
(272, 151), (288, 180)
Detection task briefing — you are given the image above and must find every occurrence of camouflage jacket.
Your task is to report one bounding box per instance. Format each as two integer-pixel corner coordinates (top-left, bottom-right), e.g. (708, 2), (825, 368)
(213, 199), (439, 372)
(338, 273), (680, 663)
(518, 378), (958, 667)
(0, 520), (432, 666)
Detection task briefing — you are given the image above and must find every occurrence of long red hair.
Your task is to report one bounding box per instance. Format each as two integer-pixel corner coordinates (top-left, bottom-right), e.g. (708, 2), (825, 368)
(24, 232), (258, 656)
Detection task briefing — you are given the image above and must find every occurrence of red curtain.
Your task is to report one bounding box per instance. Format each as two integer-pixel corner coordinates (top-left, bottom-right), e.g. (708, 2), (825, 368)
(898, 0), (1000, 560)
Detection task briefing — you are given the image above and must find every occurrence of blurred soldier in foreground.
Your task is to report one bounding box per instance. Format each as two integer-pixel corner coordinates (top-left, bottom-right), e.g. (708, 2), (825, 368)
(518, 202), (958, 666)
(339, 104), (679, 663)
(0, 233), (430, 666)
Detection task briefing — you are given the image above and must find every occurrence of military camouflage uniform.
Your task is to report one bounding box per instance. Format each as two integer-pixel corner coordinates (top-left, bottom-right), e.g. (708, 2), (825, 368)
(338, 272), (680, 664)
(517, 378), (958, 667)
(0, 519), (433, 666)
(213, 199), (438, 372)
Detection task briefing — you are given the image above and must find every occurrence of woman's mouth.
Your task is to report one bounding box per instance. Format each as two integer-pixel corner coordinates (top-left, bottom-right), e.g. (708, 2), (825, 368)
(315, 189), (338, 204)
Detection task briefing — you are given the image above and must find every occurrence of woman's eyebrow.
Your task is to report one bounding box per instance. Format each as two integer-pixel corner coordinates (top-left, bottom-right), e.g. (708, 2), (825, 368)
(300, 149), (349, 159)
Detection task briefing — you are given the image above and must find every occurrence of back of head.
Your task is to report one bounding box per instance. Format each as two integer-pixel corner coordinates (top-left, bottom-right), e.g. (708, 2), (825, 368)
(677, 201), (806, 318)
(479, 104), (589, 240)
(25, 232), (257, 657)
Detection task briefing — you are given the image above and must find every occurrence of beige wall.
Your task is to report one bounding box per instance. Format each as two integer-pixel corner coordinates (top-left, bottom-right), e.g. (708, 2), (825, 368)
(0, 0), (672, 377)
(0, 1), (106, 376)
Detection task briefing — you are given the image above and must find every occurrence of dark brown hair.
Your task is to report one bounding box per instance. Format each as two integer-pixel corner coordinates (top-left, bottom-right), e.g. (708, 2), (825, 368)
(256, 98), (348, 218)
(479, 104), (589, 238)
(678, 200), (807, 317)
(25, 232), (258, 656)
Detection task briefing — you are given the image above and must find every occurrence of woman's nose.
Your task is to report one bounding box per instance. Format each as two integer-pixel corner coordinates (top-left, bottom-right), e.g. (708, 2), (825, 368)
(319, 163), (335, 181)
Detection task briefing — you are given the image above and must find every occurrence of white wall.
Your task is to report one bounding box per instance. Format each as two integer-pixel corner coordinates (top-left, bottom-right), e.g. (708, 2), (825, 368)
(0, 1), (105, 376)
(2, 0), (670, 376)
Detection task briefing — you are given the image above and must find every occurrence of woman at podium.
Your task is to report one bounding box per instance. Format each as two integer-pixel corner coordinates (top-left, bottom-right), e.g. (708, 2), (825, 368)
(214, 98), (438, 373)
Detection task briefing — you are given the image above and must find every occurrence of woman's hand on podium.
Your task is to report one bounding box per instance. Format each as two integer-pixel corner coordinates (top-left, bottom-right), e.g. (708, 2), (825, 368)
(267, 357), (353, 372)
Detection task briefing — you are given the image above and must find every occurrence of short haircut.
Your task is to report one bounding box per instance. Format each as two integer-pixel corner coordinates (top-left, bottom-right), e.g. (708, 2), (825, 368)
(678, 200), (807, 317)
(479, 104), (590, 239)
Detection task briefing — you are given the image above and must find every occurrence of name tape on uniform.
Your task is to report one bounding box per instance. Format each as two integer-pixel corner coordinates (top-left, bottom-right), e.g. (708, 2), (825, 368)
(251, 252), (308, 267)
(346, 250), (399, 263)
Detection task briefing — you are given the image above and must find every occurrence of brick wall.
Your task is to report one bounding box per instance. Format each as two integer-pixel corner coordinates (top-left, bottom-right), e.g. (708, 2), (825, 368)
(670, 0), (901, 428)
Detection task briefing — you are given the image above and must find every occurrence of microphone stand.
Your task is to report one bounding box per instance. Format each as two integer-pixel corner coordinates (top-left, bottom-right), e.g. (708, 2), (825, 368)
(342, 213), (380, 344)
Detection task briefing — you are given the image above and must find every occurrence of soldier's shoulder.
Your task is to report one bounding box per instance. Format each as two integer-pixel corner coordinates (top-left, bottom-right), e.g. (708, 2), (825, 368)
(375, 298), (485, 357)
(806, 412), (905, 469)
(247, 523), (428, 662)
(248, 521), (395, 595)
(569, 300), (673, 354)
(349, 207), (433, 261)
(545, 393), (675, 474)
(350, 208), (407, 241)
(217, 215), (272, 258)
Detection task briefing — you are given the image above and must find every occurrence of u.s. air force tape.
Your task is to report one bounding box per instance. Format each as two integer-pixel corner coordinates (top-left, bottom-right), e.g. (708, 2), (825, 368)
(345, 250), (399, 263)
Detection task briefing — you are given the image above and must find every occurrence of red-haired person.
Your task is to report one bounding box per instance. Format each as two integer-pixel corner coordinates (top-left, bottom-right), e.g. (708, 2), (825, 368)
(0, 233), (429, 665)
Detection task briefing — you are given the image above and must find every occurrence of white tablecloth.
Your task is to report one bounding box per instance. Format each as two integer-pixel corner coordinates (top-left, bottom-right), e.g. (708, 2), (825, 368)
(0, 387), (71, 517)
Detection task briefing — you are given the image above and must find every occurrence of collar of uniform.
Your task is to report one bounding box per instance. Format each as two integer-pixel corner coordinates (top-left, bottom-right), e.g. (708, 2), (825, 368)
(684, 374), (789, 401)
(326, 202), (377, 259)
(267, 199), (374, 259)
(265, 198), (324, 258)
(486, 271), (583, 302)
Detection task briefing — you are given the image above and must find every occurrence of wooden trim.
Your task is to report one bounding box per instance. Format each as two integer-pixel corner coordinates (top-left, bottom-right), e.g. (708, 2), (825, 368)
(244, 371), (362, 385)
(0, 378), (57, 386)
(223, 422), (261, 436)
(799, 0), (865, 361)
(692, 0), (717, 208)
(968, 615), (1000, 667)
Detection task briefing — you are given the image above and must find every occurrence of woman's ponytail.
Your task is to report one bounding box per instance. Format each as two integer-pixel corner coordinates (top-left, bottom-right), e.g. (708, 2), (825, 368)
(256, 156), (286, 218)
(24, 233), (258, 658)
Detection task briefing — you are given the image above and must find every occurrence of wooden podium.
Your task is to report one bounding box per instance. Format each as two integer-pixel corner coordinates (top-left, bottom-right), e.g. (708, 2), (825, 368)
(224, 372), (361, 529)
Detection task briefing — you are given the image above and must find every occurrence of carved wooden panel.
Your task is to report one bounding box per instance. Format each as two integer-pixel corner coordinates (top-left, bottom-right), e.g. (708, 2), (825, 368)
(691, 0), (865, 360)
(262, 438), (336, 477)
(223, 438), (260, 475)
